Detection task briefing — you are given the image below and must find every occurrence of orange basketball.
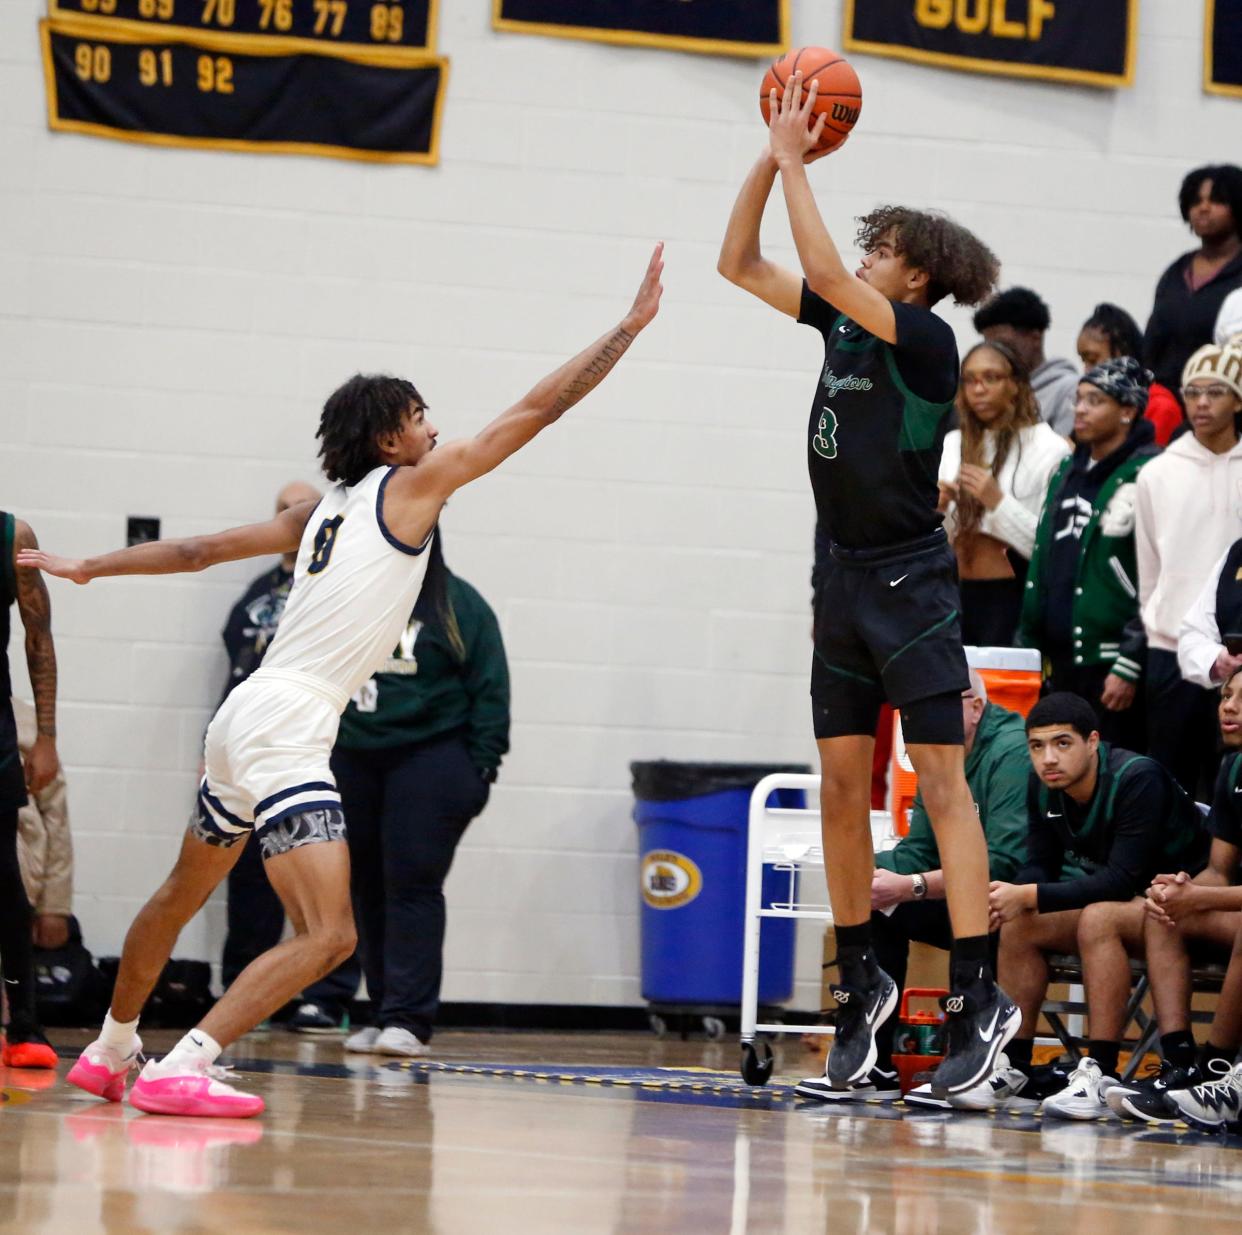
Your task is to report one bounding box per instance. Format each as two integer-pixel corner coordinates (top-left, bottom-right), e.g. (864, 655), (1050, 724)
(760, 46), (862, 156)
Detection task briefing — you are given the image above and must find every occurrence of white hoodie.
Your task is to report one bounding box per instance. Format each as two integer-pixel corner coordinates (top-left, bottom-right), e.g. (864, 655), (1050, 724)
(1135, 434), (1242, 651)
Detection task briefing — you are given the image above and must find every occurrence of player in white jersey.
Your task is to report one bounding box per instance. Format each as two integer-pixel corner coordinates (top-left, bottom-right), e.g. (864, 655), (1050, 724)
(19, 244), (663, 1118)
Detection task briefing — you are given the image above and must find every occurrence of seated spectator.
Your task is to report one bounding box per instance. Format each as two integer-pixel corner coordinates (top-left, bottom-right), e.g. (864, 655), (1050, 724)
(219, 481), (361, 1033)
(1019, 360), (1158, 751)
(981, 693), (1209, 1116)
(337, 536), (509, 1058)
(797, 672), (1029, 1103)
(1137, 342), (1242, 797)
(1077, 303), (1182, 446)
(1145, 164), (1242, 402)
(939, 342), (1070, 646)
(973, 287), (1079, 436)
(12, 697), (71, 951)
(1216, 287), (1242, 347)
(1101, 667), (1242, 1123)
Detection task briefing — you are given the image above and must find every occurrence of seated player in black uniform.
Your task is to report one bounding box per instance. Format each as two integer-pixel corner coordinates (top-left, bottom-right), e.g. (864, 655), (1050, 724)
(718, 73), (1010, 1097)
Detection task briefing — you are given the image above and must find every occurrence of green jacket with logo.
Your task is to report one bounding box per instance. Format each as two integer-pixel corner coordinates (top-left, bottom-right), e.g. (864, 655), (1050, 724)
(1019, 444), (1157, 684)
(335, 574), (510, 777)
(875, 703), (1030, 882)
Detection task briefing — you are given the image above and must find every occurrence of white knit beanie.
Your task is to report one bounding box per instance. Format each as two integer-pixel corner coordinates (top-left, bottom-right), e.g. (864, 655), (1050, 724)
(1182, 341), (1242, 402)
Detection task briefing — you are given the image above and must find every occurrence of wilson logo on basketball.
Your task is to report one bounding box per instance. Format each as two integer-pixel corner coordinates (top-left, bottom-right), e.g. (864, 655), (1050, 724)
(641, 850), (703, 910)
(831, 103), (860, 124)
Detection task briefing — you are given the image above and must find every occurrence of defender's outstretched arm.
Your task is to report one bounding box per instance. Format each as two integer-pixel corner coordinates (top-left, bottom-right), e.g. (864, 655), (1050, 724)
(406, 242), (664, 505)
(17, 500), (318, 584)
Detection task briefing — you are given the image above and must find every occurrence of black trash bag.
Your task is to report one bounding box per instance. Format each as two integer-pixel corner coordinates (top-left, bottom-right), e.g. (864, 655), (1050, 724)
(630, 761), (811, 802)
(33, 916), (109, 1026)
(95, 956), (215, 1028)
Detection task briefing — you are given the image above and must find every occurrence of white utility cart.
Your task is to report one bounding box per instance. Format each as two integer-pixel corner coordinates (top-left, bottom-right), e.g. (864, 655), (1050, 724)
(737, 770), (894, 1085)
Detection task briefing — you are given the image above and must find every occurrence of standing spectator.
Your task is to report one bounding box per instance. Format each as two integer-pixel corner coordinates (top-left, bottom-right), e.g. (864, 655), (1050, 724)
(973, 287), (1079, 437)
(218, 481), (361, 1034)
(1137, 342), (1242, 796)
(0, 511), (60, 1069)
(939, 341), (1070, 646)
(1077, 303), (1182, 446)
(12, 697), (72, 951)
(1216, 287), (1242, 347)
(1145, 165), (1242, 400)
(1019, 360), (1158, 751)
(338, 537), (509, 1057)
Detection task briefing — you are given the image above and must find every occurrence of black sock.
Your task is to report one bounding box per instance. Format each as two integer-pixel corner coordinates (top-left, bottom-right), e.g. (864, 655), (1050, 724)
(1160, 1030), (1198, 1071)
(1088, 1040), (1120, 1077)
(1200, 1041), (1238, 1073)
(950, 935), (993, 1000)
(1008, 1037), (1034, 1073)
(834, 922), (880, 988)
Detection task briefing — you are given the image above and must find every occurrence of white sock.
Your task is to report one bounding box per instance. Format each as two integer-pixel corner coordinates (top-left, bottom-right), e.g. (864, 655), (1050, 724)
(99, 1010), (140, 1054)
(162, 1028), (223, 1070)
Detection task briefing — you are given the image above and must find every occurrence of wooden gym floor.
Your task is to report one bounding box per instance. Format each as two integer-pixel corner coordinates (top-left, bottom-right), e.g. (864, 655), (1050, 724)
(3, 1028), (1242, 1234)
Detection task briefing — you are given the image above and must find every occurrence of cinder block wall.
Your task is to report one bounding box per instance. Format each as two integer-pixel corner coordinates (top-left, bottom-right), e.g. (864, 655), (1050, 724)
(2, 0), (1234, 1007)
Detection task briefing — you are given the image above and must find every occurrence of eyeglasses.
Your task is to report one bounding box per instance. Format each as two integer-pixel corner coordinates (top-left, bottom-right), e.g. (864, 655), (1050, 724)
(1181, 384), (1235, 402)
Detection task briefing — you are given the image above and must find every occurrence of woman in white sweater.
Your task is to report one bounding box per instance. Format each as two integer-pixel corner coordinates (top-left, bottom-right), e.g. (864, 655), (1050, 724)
(939, 340), (1071, 646)
(1139, 340), (1242, 794)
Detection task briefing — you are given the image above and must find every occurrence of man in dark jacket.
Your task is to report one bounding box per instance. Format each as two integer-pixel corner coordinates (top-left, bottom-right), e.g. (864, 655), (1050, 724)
(796, 671), (1032, 1103)
(987, 693), (1209, 1117)
(1020, 360), (1161, 751)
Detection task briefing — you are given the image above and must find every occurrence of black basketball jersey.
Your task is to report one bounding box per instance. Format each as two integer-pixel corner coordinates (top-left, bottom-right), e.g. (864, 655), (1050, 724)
(1216, 538), (1242, 643)
(799, 283), (958, 551)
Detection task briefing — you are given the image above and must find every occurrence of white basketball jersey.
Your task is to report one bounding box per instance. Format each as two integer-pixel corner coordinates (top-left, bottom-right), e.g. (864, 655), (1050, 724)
(259, 465), (434, 704)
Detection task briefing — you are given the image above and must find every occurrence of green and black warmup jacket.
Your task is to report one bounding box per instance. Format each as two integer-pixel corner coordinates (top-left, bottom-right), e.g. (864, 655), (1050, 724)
(1017, 743), (1209, 914)
(335, 574), (510, 777)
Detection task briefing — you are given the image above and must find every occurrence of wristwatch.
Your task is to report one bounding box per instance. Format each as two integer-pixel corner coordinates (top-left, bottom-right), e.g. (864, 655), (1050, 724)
(910, 872), (928, 900)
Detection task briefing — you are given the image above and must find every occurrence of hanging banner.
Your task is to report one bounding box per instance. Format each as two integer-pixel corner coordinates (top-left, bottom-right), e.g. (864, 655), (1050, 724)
(492, 0), (788, 58)
(843, 0), (1137, 89)
(1207, 0), (1242, 97)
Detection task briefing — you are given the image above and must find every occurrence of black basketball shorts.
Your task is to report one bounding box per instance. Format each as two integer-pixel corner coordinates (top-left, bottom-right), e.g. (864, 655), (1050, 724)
(810, 532), (969, 744)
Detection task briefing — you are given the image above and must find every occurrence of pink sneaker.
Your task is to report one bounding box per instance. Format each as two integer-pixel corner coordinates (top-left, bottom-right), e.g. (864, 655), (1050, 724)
(66, 1036), (143, 1102)
(128, 1058), (264, 1118)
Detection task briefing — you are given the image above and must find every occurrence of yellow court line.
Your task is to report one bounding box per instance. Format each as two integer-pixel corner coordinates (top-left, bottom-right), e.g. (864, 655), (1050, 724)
(842, 0), (1136, 90)
(491, 0), (789, 60)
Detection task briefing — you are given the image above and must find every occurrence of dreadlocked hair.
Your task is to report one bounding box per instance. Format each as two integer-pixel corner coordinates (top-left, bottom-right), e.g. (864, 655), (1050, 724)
(954, 340), (1041, 544)
(1081, 303), (1144, 361)
(317, 374), (426, 487)
(855, 206), (999, 307)
(412, 528), (465, 663)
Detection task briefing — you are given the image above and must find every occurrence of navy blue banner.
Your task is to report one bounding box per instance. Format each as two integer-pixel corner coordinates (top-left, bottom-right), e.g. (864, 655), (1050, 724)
(1208, 0), (1242, 97)
(493, 0), (788, 57)
(844, 0), (1136, 89)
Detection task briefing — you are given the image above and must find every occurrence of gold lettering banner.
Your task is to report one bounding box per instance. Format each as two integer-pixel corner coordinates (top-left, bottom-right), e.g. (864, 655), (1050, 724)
(493, 0), (788, 58)
(1207, 0), (1242, 98)
(844, 0), (1137, 89)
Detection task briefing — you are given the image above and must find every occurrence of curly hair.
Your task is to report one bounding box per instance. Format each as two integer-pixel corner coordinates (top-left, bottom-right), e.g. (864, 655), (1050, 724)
(317, 374), (425, 487)
(953, 340), (1041, 545)
(1080, 302), (1144, 360)
(1179, 163), (1242, 229)
(855, 206), (999, 308)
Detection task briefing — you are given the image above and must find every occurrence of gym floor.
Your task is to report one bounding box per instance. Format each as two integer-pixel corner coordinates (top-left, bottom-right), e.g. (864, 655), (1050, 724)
(2, 1028), (1241, 1234)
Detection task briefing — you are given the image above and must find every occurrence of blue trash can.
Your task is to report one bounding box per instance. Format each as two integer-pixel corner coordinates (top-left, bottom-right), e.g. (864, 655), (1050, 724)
(632, 761), (810, 1009)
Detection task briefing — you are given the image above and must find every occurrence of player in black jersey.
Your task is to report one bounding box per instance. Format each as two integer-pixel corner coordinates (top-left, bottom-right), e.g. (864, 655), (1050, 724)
(719, 73), (1011, 1097)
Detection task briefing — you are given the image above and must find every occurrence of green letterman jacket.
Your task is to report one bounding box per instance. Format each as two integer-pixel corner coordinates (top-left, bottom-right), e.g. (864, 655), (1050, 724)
(1019, 444), (1157, 684)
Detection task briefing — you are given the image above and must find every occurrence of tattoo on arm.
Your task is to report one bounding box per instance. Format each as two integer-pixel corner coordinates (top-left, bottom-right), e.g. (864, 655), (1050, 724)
(549, 327), (635, 420)
(14, 523), (57, 739)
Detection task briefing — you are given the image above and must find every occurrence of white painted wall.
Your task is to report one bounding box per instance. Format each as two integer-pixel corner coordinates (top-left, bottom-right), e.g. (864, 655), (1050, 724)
(2, 0), (1236, 1010)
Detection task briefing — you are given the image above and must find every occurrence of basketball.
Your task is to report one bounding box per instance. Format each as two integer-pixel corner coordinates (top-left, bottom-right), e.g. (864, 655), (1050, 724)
(760, 46), (862, 156)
